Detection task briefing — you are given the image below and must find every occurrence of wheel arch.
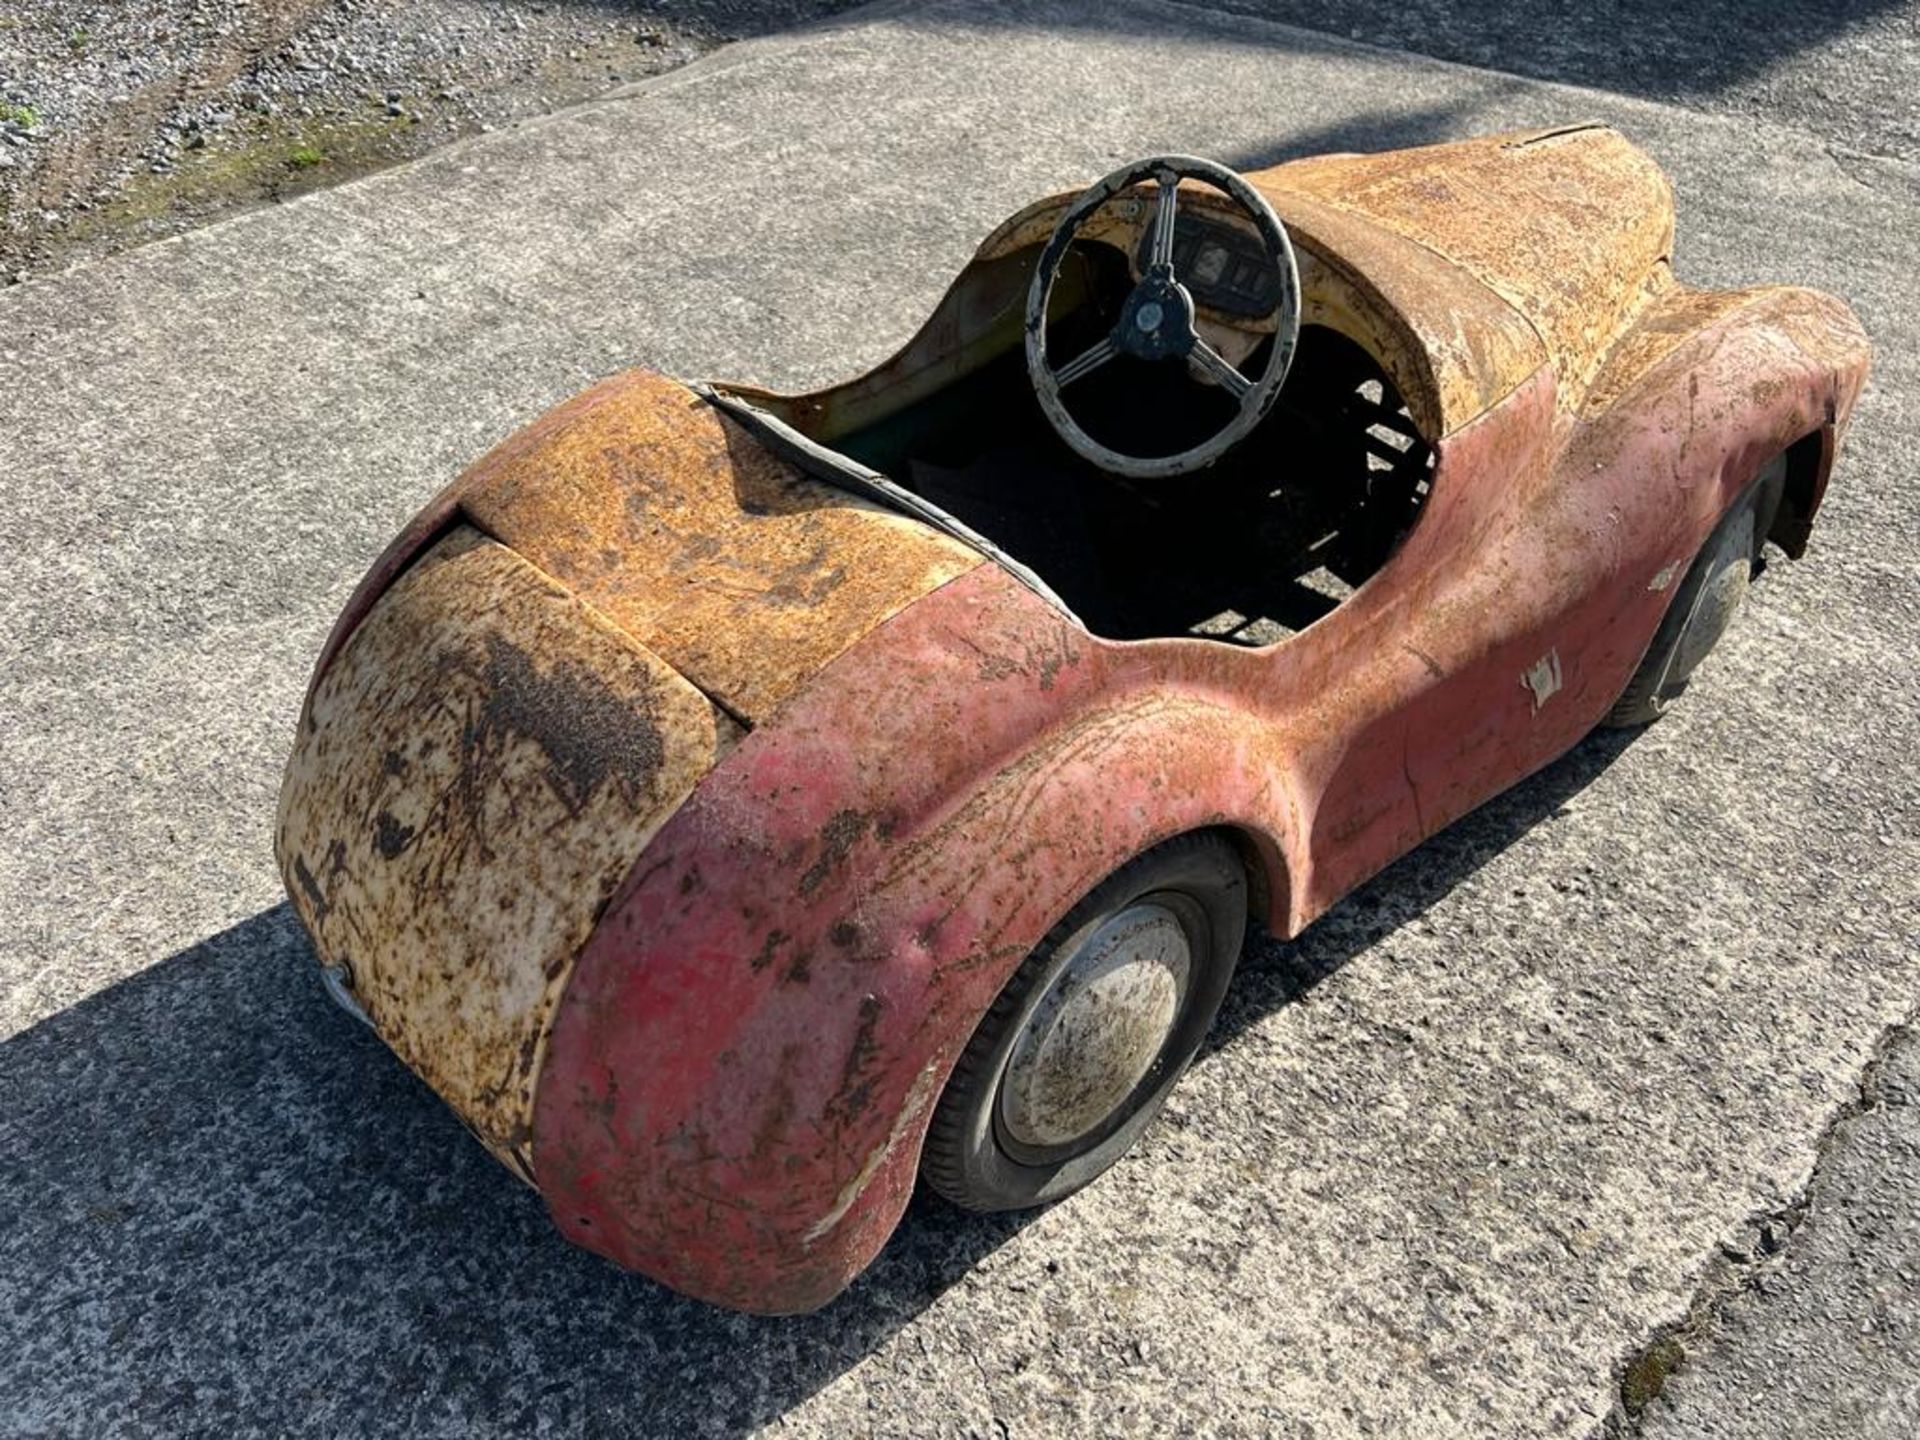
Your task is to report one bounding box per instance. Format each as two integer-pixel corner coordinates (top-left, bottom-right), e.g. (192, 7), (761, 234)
(1581, 281), (1866, 559)
(1769, 423), (1837, 560)
(530, 636), (1299, 1312)
(1214, 820), (1287, 929)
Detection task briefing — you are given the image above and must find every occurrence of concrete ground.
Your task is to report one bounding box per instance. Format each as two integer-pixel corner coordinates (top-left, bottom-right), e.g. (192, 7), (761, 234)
(5, 0), (1910, 277)
(1, 1), (1916, 1436)
(1640, 1027), (1920, 1438)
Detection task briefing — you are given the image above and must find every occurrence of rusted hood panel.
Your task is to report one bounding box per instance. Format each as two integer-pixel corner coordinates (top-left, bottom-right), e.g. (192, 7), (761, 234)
(276, 526), (741, 1178)
(458, 369), (982, 723)
(1265, 125), (1674, 409)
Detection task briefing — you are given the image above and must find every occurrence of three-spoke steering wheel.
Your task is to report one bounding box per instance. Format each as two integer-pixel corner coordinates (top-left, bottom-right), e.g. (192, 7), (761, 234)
(1024, 155), (1302, 479)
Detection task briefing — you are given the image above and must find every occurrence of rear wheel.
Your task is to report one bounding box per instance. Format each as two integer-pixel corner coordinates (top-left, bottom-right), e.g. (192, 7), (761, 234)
(1605, 457), (1783, 728)
(921, 832), (1247, 1212)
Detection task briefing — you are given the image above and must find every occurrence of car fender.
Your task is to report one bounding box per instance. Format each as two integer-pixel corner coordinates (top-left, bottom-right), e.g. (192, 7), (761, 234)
(1292, 283), (1867, 919)
(1578, 283), (1868, 546)
(532, 564), (1297, 1313)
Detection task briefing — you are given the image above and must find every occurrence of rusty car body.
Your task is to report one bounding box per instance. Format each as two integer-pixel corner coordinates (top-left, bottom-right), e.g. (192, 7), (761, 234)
(277, 126), (1869, 1313)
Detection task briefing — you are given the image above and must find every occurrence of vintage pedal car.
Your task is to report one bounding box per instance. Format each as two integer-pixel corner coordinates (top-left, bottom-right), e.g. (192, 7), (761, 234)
(277, 125), (1869, 1313)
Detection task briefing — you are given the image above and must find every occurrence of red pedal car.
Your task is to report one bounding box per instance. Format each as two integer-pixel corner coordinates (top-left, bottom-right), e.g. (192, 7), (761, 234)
(277, 126), (1869, 1312)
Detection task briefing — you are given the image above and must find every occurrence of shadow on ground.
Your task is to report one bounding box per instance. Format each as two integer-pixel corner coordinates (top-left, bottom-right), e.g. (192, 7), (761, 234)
(1, 724), (1633, 1436)
(832, 0), (1910, 152)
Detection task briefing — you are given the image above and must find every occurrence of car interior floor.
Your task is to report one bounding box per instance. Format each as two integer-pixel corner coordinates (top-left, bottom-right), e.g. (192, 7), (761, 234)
(835, 322), (1435, 644)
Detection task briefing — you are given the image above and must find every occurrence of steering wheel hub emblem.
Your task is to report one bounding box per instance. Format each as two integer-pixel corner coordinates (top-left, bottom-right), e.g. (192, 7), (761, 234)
(1114, 273), (1199, 363)
(1024, 154), (1302, 479)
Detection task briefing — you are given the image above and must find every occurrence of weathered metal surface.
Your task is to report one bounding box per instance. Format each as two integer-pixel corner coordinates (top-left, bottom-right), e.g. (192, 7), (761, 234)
(777, 178), (1545, 445)
(1583, 281), (1866, 421)
(535, 574), (1298, 1311)
(1255, 186), (1549, 439)
(284, 127), (1871, 1314)
(1579, 271), (1750, 417)
(277, 525), (740, 1178)
(776, 126), (1668, 444)
(1274, 125), (1676, 411)
(533, 254), (1868, 1315)
(457, 368), (981, 723)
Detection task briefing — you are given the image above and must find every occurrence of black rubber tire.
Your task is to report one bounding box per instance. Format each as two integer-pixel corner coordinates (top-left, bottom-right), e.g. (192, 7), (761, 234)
(1603, 457), (1781, 728)
(920, 832), (1247, 1212)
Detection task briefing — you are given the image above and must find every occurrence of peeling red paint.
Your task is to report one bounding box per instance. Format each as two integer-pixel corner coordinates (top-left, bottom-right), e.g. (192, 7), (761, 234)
(532, 278), (1867, 1314)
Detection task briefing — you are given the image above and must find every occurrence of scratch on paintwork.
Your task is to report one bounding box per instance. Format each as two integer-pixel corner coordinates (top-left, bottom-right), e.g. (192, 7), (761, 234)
(1683, 372), (1699, 461)
(803, 1060), (942, 1245)
(1603, 506), (1627, 576)
(1402, 642), (1445, 679)
(1648, 561), (1681, 591)
(1522, 649), (1564, 712)
(1400, 738), (1428, 840)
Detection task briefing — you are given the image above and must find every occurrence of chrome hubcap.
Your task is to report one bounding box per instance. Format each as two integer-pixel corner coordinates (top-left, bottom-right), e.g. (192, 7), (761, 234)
(999, 901), (1192, 1152)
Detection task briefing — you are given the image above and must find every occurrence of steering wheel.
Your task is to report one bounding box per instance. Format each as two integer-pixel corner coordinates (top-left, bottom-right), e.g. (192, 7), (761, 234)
(1024, 155), (1302, 479)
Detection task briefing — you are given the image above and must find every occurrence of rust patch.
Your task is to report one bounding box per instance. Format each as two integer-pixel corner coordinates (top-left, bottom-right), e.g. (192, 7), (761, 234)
(1271, 126), (1675, 412)
(798, 808), (870, 897)
(749, 928), (789, 973)
(292, 855), (328, 919)
(456, 369), (981, 722)
(276, 525), (740, 1177)
(824, 994), (886, 1125)
(475, 633), (667, 813)
(1583, 282), (1767, 416)
(373, 811), (415, 859)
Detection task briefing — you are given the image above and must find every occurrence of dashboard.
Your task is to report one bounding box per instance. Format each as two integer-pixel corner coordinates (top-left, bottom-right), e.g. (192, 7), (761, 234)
(1134, 212), (1287, 320)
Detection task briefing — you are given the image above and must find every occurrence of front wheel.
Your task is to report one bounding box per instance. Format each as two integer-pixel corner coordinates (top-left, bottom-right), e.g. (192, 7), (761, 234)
(1604, 456), (1783, 728)
(920, 832), (1247, 1212)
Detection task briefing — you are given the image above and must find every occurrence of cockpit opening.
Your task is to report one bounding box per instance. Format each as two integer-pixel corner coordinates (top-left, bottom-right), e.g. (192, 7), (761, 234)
(827, 239), (1433, 643)
(732, 199), (1440, 646)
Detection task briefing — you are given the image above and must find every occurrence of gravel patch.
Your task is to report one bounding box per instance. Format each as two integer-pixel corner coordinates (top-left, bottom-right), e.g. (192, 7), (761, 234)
(0, 0), (865, 280)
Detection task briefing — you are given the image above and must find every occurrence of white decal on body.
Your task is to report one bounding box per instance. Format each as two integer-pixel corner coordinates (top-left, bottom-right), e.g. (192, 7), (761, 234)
(1522, 649), (1564, 713)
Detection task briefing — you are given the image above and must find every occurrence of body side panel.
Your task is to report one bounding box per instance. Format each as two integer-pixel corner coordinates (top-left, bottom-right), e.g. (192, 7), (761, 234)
(534, 563), (1308, 1312)
(1307, 285), (1870, 913)
(531, 275), (1868, 1311)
